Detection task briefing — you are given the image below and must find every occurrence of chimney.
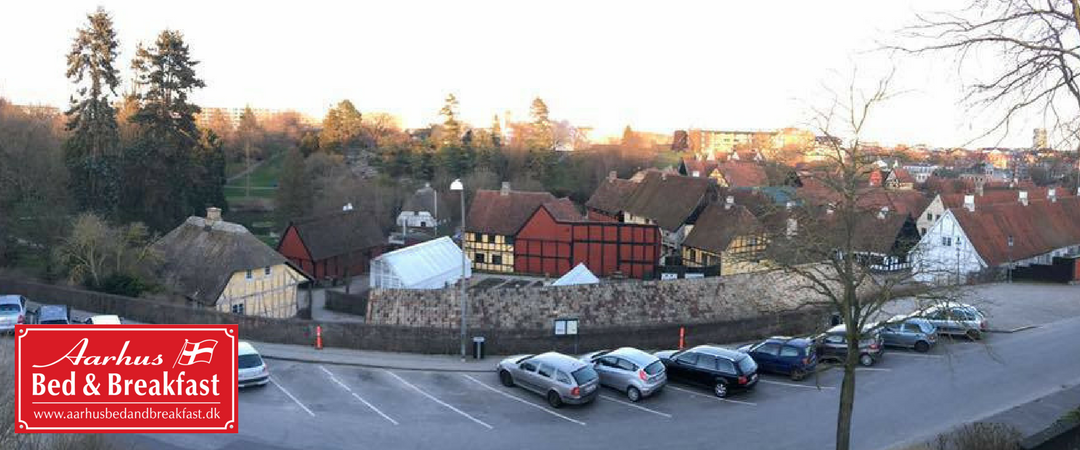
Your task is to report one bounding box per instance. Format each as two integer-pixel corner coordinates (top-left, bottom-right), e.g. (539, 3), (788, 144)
(691, 170), (700, 177)
(1048, 188), (1057, 203)
(661, 172), (668, 181)
(724, 195), (734, 210)
(826, 206), (834, 215)
(1018, 190), (1028, 206)
(607, 171), (617, 181)
(963, 195), (975, 212)
(877, 206), (889, 220)
(206, 207), (222, 222)
(500, 182), (511, 196)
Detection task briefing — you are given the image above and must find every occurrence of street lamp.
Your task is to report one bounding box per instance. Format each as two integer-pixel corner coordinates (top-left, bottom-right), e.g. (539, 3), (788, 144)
(1007, 235), (1014, 283)
(450, 179), (467, 360)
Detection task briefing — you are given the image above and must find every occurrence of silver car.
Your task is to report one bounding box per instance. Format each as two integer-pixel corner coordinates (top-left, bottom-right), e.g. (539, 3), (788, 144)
(878, 316), (938, 353)
(496, 352), (600, 408)
(0, 295), (26, 334)
(915, 302), (987, 340)
(580, 347), (666, 402)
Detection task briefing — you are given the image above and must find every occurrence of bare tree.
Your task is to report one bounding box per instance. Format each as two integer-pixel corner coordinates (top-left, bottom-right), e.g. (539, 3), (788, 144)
(893, 0), (1080, 150)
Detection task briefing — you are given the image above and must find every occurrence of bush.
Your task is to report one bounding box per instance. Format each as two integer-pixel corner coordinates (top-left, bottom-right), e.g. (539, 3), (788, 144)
(91, 273), (154, 298)
(932, 422), (1022, 450)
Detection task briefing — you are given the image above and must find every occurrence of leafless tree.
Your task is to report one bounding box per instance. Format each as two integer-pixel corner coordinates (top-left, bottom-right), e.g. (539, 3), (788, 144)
(892, 0), (1080, 149)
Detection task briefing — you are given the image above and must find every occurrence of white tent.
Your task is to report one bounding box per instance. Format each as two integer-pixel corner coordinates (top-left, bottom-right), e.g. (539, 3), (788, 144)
(369, 236), (472, 290)
(550, 263), (599, 286)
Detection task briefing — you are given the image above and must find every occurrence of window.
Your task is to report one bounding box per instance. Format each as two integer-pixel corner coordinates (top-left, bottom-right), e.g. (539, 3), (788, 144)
(231, 304), (245, 315)
(245, 270), (253, 279)
(520, 361), (538, 372)
(506, 236), (515, 245)
(537, 364), (554, 378)
(555, 371), (572, 385)
(715, 358), (736, 374)
(474, 253), (486, 264)
(779, 346), (801, 358)
(695, 354), (717, 371)
(754, 343), (781, 356)
(491, 254), (503, 266)
(825, 335), (844, 344)
(615, 358), (636, 371)
(264, 266), (271, 276)
(926, 213), (933, 220)
(482, 234), (490, 243)
(674, 352), (698, 365)
(599, 356), (618, 368)
(941, 236), (952, 247)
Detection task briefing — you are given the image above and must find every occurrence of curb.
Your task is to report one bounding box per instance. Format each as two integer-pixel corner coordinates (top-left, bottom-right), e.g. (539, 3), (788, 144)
(987, 325), (1038, 334)
(261, 353), (496, 373)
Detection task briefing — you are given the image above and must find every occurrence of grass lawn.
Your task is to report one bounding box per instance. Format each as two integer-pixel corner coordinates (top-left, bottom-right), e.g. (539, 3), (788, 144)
(224, 185), (276, 200)
(228, 151), (285, 188)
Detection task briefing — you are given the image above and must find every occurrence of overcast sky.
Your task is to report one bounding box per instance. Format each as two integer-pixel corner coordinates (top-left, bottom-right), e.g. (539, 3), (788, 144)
(0, 0), (1037, 147)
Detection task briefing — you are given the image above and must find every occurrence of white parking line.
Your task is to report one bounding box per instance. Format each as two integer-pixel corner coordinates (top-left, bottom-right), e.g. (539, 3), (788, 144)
(757, 379), (836, 390)
(665, 385), (757, 406)
(886, 352), (944, 359)
(855, 367), (892, 372)
(386, 370), (493, 430)
(270, 377), (315, 417)
(461, 375), (586, 426)
(600, 395), (672, 418)
(318, 366), (398, 425)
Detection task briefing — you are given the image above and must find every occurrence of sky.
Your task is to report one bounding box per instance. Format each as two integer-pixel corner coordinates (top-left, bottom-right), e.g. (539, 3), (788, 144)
(0, 0), (1038, 147)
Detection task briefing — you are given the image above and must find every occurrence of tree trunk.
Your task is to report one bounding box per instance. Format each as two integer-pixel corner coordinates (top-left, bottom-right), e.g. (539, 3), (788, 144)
(835, 329), (860, 450)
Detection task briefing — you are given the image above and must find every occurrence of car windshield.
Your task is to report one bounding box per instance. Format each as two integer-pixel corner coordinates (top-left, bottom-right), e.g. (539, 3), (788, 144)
(736, 355), (757, 374)
(644, 360), (664, 375)
(571, 366), (599, 385)
(0, 304), (20, 313)
(238, 354), (264, 369)
(515, 355), (534, 364)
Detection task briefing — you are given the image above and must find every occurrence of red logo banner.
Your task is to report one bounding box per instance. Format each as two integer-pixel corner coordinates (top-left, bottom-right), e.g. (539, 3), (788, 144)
(14, 325), (238, 433)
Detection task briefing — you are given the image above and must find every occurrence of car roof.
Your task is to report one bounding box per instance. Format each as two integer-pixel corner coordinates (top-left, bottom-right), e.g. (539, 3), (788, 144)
(38, 305), (68, 318)
(238, 341), (259, 356)
(690, 345), (744, 361)
(89, 315), (121, 324)
(605, 347), (660, 366)
(0, 295), (22, 304)
(532, 352), (588, 371)
(826, 323), (878, 335)
(764, 336), (812, 347)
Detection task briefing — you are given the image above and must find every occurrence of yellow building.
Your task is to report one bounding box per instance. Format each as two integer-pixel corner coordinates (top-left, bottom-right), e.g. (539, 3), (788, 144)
(463, 183), (557, 273)
(680, 202), (769, 276)
(155, 208), (310, 319)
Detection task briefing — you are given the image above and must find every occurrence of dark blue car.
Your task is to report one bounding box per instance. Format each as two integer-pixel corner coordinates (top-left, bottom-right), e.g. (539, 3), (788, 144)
(737, 337), (817, 381)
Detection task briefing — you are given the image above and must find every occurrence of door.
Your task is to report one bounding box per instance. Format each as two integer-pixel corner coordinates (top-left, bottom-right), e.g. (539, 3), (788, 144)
(671, 351), (698, 383)
(898, 323), (918, 347)
(752, 343), (781, 373)
(693, 354), (719, 387)
(778, 345), (802, 374)
(611, 357), (638, 391)
(535, 363), (557, 395)
(595, 356), (619, 388)
(822, 334), (845, 361)
(516, 359), (541, 393)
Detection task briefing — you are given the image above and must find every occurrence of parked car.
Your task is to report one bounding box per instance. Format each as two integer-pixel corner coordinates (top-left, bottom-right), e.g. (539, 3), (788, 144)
(737, 337), (817, 381)
(914, 302), (987, 340)
(580, 347), (667, 402)
(83, 315), (122, 325)
(879, 316), (937, 352)
(496, 352), (600, 408)
(654, 345), (758, 398)
(815, 324), (884, 367)
(33, 305), (71, 325)
(0, 295), (27, 334)
(238, 341), (270, 388)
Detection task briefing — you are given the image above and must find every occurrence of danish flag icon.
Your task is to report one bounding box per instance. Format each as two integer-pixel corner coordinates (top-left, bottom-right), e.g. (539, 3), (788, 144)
(173, 339), (218, 368)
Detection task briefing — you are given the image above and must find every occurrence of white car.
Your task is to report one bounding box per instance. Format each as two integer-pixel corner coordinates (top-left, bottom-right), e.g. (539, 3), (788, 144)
(238, 341), (270, 388)
(0, 295), (27, 334)
(84, 315), (122, 325)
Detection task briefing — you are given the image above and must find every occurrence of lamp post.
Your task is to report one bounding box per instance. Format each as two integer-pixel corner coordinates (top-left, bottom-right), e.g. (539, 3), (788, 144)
(1007, 235), (1014, 283)
(450, 179), (467, 360)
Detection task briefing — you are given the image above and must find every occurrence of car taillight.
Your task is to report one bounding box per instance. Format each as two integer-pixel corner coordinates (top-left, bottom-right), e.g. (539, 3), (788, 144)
(738, 376), (747, 385)
(802, 357), (810, 365)
(570, 387), (580, 397)
(17, 315), (24, 324)
(869, 342), (880, 350)
(638, 369), (648, 381)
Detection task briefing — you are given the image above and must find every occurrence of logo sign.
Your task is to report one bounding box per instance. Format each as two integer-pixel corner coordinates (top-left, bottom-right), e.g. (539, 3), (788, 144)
(15, 325), (238, 433)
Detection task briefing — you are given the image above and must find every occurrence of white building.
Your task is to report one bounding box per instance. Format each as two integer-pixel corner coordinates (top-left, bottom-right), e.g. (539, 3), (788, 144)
(369, 236), (471, 289)
(396, 183), (447, 229)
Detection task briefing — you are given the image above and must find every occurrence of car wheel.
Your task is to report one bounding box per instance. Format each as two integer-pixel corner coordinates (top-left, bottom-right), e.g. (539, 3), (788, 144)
(914, 341), (930, 353)
(859, 353), (874, 367)
(626, 386), (642, 402)
(547, 391), (563, 408)
(790, 369), (806, 381)
(499, 370), (514, 387)
(965, 329), (981, 341)
(713, 381), (729, 398)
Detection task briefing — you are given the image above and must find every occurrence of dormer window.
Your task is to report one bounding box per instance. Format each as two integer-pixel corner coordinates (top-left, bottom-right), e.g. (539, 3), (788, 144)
(264, 266), (271, 276)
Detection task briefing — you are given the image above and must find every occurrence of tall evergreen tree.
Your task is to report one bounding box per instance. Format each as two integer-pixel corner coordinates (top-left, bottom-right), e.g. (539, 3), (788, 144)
(439, 93), (461, 147)
(527, 97), (553, 150)
(320, 100), (363, 153)
(123, 30), (218, 230)
(64, 7), (122, 216)
(275, 146), (312, 223)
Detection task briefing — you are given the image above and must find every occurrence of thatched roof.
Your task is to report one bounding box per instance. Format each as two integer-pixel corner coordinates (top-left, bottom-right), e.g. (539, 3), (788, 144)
(622, 171), (713, 231)
(284, 209), (385, 261)
(155, 216), (300, 306)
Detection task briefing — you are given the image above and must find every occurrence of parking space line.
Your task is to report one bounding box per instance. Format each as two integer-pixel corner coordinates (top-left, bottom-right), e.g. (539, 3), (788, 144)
(318, 366), (398, 425)
(600, 395), (672, 418)
(855, 367), (892, 372)
(386, 370), (493, 430)
(665, 385), (757, 406)
(461, 375), (586, 426)
(269, 377), (315, 417)
(757, 379), (836, 390)
(886, 352), (944, 359)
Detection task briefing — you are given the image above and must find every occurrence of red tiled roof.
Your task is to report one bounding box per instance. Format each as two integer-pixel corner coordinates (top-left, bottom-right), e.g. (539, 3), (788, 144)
(543, 198), (583, 221)
(622, 172), (714, 231)
(890, 168), (915, 184)
(679, 158), (719, 177)
(717, 162), (768, 187)
(585, 178), (637, 215)
(466, 189), (557, 236)
(950, 197), (1080, 266)
(941, 188), (1075, 209)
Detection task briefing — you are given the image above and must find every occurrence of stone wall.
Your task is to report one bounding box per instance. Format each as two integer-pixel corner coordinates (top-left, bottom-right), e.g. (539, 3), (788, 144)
(368, 268), (828, 330)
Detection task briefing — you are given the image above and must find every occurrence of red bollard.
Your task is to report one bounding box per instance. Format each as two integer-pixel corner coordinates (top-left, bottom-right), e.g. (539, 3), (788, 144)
(679, 326), (685, 350)
(315, 325), (323, 350)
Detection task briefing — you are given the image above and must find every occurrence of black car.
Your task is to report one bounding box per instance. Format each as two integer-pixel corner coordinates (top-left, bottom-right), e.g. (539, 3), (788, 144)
(654, 345), (758, 398)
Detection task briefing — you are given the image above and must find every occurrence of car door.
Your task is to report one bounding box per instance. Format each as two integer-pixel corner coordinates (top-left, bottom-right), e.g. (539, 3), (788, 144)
(611, 357), (637, 391)
(752, 343), (781, 373)
(516, 360), (541, 393)
(670, 351), (698, 383)
(778, 345), (802, 374)
(595, 356), (619, 388)
(535, 363), (557, 393)
(880, 323), (901, 347)
(898, 323), (918, 347)
(693, 354), (718, 387)
(823, 334), (845, 361)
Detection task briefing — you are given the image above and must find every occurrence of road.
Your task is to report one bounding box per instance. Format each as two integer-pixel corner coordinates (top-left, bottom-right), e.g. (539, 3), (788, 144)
(110, 313), (1080, 450)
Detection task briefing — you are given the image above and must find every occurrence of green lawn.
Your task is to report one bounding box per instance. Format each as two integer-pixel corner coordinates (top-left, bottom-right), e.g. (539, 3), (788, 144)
(228, 151), (285, 189)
